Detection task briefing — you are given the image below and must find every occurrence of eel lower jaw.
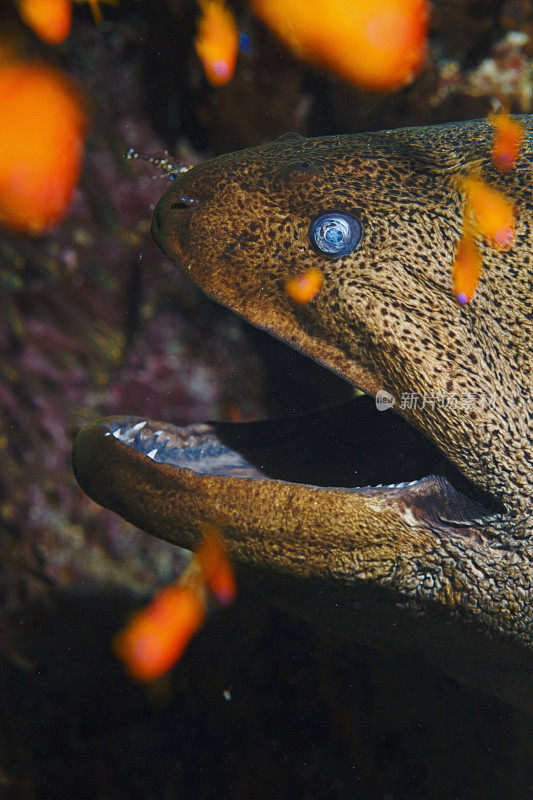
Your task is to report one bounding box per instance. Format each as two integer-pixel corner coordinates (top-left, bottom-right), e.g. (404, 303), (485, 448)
(73, 396), (502, 546)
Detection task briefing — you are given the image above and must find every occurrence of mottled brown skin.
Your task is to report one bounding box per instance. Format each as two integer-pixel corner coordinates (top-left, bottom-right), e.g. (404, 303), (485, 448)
(74, 120), (532, 711)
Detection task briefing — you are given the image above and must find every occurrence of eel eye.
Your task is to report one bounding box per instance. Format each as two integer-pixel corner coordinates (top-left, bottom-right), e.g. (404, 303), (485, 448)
(309, 212), (362, 258)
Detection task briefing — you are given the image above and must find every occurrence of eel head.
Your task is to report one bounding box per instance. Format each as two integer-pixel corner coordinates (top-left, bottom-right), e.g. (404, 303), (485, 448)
(73, 122), (533, 710)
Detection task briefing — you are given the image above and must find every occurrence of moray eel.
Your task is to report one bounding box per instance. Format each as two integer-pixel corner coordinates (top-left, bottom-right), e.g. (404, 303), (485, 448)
(73, 120), (532, 711)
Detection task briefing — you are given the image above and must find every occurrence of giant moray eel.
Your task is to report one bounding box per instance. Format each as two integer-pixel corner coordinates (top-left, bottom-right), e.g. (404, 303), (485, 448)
(73, 120), (533, 711)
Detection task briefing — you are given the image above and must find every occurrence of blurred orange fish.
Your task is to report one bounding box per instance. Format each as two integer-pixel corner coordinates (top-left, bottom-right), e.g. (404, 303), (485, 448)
(17, 0), (71, 43)
(452, 222), (482, 305)
(462, 175), (515, 249)
(17, 0), (115, 43)
(286, 267), (323, 303)
(0, 62), (86, 234)
(113, 583), (207, 682)
(113, 527), (235, 681)
(251, 0), (428, 91)
(194, 0), (239, 87)
(490, 112), (525, 172)
(196, 525), (236, 606)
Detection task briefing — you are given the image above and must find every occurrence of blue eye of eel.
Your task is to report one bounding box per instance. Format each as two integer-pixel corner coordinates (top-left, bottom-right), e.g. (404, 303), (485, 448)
(309, 211), (362, 258)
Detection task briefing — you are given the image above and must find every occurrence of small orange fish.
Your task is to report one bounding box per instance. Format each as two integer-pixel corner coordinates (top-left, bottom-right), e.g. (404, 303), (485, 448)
(112, 583), (207, 682)
(17, 0), (72, 44)
(462, 175), (515, 249)
(194, 0), (239, 87)
(113, 527), (235, 681)
(251, 0), (428, 91)
(0, 62), (86, 234)
(285, 267), (323, 303)
(452, 222), (482, 305)
(17, 0), (115, 43)
(490, 112), (525, 172)
(196, 525), (236, 606)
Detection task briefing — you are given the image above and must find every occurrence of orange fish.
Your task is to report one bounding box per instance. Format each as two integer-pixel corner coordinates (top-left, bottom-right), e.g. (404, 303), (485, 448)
(285, 267), (323, 303)
(17, 0), (72, 44)
(17, 0), (115, 43)
(113, 527), (235, 681)
(490, 112), (525, 172)
(112, 583), (207, 682)
(452, 222), (482, 305)
(194, 0), (239, 87)
(0, 62), (86, 235)
(462, 175), (515, 249)
(251, 0), (428, 91)
(196, 525), (236, 606)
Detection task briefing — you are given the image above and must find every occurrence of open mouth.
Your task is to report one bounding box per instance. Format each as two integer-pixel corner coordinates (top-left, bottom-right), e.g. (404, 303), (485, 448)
(83, 394), (502, 536)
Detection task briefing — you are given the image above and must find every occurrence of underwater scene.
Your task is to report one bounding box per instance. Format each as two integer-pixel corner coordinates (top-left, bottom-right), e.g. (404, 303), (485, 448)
(0, 0), (532, 797)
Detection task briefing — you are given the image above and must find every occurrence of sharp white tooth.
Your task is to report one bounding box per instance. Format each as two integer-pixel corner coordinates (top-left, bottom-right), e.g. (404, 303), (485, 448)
(129, 421), (147, 434)
(105, 432), (111, 436)
(147, 448), (158, 459)
(112, 428), (122, 439)
(407, 480), (418, 486)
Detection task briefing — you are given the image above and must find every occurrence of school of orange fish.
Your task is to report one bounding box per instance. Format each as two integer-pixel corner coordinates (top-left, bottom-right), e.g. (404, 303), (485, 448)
(452, 113), (522, 305)
(0, 0), (433, 238)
